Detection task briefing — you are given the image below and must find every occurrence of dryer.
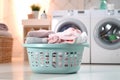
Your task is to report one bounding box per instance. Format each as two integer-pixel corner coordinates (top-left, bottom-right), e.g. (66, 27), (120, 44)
(51, 10), (90, 63)
(91, 10), (120, 64)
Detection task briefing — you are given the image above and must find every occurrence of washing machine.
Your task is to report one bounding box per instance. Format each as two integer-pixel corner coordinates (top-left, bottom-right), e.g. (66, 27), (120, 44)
(91, 10), (120, 64)
(51, 10), (90, 63)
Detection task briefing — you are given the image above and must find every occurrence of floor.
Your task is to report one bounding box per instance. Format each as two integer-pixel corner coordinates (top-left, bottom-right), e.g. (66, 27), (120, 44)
(0, 60), (120, 80)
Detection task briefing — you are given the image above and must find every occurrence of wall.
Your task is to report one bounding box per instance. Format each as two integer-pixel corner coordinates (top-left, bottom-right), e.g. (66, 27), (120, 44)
(0, 0), (84, 60)
(47, 0), (84, 16)
(85, 0), (120, 9)
(0, 0), (3, 20)
(0, 0), (24, 58)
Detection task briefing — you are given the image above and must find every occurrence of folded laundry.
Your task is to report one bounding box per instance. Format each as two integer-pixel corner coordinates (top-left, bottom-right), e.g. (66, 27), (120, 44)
(25, 28), (87, 44)
(48, 33), (77, 44)
(0, 31), (12, 37)
(48, 27), (87, 44)
(75, 32), (88, 43)
(27, 30), (54, 38)
(25, 37), (48, 44)
(0, 23), (8, 31)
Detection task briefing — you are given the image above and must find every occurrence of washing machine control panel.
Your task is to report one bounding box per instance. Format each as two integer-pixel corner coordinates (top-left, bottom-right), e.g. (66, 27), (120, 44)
(78, 11), (85, 13)
(52, 10), (89, 19)
(118, 10), (120, 13)
(67, 10), (85, 16)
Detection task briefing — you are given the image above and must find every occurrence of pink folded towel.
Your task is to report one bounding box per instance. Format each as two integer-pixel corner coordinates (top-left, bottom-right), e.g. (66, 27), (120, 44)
(27, 30), (54, 38)
(48, 28), (84, 44)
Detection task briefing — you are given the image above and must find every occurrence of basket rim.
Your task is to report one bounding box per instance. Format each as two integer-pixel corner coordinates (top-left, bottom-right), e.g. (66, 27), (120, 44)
(23, 43), (89, 48)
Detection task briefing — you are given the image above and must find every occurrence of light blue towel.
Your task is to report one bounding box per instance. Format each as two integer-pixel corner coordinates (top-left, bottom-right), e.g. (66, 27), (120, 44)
(25, 37), (48, 44)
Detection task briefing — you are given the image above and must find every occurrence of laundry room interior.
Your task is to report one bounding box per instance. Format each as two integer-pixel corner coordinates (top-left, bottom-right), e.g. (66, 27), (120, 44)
(0, 0), (120, 80)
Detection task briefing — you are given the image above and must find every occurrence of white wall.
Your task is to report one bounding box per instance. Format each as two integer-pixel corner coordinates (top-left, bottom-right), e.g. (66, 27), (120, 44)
(108, 0), (120, 9)
(48, 0), (84, 16)
(85, 0), (120, 9)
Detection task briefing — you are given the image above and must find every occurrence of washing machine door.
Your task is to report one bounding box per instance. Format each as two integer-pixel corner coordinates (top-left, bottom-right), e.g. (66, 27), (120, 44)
(94, 18), (120, 50)
(54, 18), (87, 34)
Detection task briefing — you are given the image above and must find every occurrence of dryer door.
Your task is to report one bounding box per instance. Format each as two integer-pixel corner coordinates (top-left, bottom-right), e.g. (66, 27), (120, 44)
(54, 18), (87, 34)
(94, 18), (120, 50)
(54, 18), (90, 63)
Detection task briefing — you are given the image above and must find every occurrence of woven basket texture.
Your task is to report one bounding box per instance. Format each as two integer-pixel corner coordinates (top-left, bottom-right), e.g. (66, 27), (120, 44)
(0, 36), (13, 63)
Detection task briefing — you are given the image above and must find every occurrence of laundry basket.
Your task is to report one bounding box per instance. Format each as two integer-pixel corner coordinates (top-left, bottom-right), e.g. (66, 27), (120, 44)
(24, 43), (88, 74)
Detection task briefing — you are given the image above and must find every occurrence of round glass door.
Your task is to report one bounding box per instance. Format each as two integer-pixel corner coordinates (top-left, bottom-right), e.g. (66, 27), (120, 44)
(55, 18), (87, 33)
(94, 18), (120, 50)
(57, 23), (81, 32)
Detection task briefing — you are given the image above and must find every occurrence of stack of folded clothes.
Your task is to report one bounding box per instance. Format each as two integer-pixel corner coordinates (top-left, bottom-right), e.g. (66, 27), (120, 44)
(25, 27), (88, 44)
(25, 30), (54, 44)
(0, 23), (12, 37)
(0, 23), (13, 63)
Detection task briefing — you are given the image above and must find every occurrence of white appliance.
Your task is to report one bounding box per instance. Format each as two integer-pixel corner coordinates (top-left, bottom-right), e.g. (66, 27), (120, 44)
(51, 10), (90, 63)
(91, 10), (120, 64)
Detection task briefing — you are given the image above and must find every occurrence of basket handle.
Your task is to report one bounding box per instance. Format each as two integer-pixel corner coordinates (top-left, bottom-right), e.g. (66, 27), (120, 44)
(82, 43), (89, 47)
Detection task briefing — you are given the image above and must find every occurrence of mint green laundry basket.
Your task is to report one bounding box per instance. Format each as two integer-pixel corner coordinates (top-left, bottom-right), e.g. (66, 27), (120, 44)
(24, 43), (88, 74)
